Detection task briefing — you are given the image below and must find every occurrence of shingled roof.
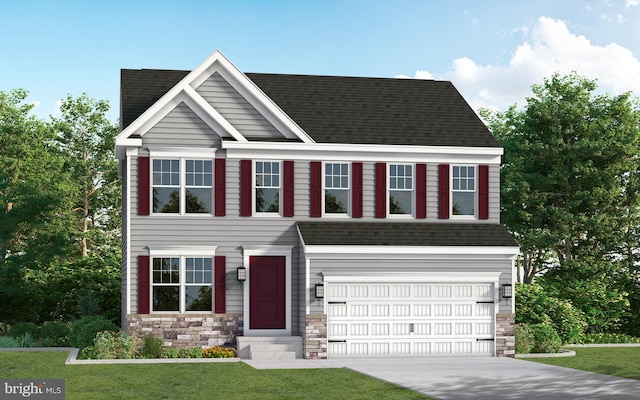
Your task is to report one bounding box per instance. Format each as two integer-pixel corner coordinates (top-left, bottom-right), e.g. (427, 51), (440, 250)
(120, 69), (500, 147)
(297, 222), (518, 247)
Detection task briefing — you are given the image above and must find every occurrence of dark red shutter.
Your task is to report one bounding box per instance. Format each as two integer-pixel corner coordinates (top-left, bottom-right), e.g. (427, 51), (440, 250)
(478, 164), (489, 220)
(138, 156), (150, 215)
(438, 164), (450, 219)
(138, 255), (150, 314)
(215, 158), (226, 216)
(283, 160), (295, 217)
(351, 162), (363, 218)
(375, 162), (387, 218)
(310, 161), (322, 217)
(240, 160), (252, 216)
(214, 256), (226, 313)
(416, 163), (427, 219)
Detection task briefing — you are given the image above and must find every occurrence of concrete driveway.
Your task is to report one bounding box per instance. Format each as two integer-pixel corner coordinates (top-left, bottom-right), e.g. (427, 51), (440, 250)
(244, 357), (640, 399)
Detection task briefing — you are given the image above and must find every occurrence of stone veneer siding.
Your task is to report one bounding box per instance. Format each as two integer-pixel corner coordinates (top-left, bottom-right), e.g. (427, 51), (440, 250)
(495, 312), (515, 357)
(305, 314), (327, 359)
(127, 314), (243, 347)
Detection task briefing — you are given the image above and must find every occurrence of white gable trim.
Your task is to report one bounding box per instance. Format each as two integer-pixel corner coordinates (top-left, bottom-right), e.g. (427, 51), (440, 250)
(116, 50), (315, 159)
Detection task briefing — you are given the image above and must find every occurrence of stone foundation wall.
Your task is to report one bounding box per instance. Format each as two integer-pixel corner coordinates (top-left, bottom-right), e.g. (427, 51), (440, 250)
(126, 313), (243, 348)
(304, 314), (327, 359)
(495, 312), (515, 357)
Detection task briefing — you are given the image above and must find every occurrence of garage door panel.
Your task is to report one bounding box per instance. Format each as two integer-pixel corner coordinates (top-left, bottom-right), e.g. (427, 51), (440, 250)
(327, 281), (496, 358)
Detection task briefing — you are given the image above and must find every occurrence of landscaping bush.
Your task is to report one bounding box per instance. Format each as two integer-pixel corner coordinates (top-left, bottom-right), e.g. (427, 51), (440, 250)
(8, 322), (40, 339)
(69, 316), (118, 350)
(39, 321), (71, 347)
(515, 324), (534, 354)
(141, 334), (164, 359)
(516, 283), (586, 344)
(203, 346), (237, 358)
(0, 336), (19, 348)
(81, 331), (140, 359)
(582, 333), (640, 344)
(162, 347), (204, 359)
(530, 323), (562, 353)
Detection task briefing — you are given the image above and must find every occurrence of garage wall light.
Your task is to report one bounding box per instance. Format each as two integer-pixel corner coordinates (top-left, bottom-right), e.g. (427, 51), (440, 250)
(314, 284), (325, 299)
(236, 266), (246, 282)
(500, 283), (513, 299)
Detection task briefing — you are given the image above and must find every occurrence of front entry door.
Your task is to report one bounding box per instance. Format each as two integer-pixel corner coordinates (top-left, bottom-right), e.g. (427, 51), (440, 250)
(249, 256), (286, 330)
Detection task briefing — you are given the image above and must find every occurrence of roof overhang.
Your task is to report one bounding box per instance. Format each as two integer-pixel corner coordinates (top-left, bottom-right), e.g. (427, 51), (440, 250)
(300, 244), (520, 260)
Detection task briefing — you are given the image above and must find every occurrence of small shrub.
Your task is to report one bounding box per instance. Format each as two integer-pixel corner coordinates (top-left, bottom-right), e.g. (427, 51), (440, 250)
(0, 336), (19, 348)
(583, 333), (640, 344)
(203, 346), (237, 358)
(530, 324), (562, 353)
(81, 331), (140, 359)
(515, 324), (534, 354)
(161, 347), (204, 358)
(39, 321), (71, 347)
(141, 334), (164, 359)
(17, 332), (35, 348)
(69, 316), (118, 350)
(8, 322), (40, 339)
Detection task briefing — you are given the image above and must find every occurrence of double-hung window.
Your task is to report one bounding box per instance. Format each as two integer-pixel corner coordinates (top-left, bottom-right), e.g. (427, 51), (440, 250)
(152, 257), (213, 312)
(152, 159), (213, 214)
(324, 162), (349, 214)
(452, 165), (475, 216)
(389, 164), (413, 215)
(255, 161), (280, 213)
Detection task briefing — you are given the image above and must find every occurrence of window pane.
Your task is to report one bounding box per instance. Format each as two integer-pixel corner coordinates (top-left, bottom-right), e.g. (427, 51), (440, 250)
(256, 188), (279, 212)
(153, 286), (179, 311)
(153, 188), (180, 213)
(185, 188), (212, 213)
(256, 162), (263, 173)
(390, 190), (412, 214)
(325, 189), (349, 213)
(453, 192), (475, 215)
(186, 286), (212, 311)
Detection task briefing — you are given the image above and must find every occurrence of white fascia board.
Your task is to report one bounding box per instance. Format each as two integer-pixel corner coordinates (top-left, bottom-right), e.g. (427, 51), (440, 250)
(146, 246), (218, 256)
(303, 245), (520, 260)
(223, 141), (503, 164)
(190, 51), (314, 144)
(147, 147), (218, 157)
(322, 271), (502, 283)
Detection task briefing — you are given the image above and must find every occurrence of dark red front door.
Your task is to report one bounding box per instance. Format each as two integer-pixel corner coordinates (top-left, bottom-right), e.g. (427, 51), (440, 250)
(249, 256), (286, 330)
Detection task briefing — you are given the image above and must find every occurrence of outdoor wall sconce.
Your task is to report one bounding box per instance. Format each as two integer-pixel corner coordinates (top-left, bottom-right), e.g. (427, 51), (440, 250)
(314, 284), (325, 299)
(500, 283), (513, 299)
(236, 266), (246, 282)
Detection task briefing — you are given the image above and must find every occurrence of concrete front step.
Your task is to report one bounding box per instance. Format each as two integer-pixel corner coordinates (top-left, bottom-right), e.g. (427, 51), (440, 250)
(237, 336), (303, 360)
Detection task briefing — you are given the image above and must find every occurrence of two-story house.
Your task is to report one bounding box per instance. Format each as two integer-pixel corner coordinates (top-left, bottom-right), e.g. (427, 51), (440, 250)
(115, 51), (519, 360)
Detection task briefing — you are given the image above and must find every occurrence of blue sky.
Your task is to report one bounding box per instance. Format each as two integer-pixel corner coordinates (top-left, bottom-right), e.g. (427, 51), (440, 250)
(2, 0), (639, 122)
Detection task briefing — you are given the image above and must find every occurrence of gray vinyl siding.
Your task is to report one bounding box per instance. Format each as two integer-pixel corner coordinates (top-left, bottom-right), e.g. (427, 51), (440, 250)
(120, 159), (128, 328)
(308, 259), (513, 314)
(141, 102), (227, 148)
(196, 72), (284, 140)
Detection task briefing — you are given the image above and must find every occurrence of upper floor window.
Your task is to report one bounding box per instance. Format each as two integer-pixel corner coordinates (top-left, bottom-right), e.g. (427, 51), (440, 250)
(255, 161), (280, 213)
(389, 164), (413, 215)
(324, 162), (349, 214)
(452, 165), (475, 216)
(152, 159), (212, 214)
(152, 256), (213, 312)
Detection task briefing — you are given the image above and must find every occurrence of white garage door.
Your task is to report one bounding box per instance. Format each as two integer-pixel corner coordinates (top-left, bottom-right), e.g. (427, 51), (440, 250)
(326, 281), (495, 358)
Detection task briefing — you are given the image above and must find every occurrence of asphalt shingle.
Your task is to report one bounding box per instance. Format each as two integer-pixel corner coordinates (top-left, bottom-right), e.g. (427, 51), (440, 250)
(296, 222), (518, 247)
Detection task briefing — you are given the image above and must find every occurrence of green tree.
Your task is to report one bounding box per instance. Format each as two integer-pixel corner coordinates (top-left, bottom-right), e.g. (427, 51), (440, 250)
(52, 94), (120, 258)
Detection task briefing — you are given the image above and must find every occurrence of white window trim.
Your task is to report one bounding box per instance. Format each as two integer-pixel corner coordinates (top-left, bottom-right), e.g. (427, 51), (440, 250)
(450, 164), (478, 220)
(150, 157), (215, 216)
(242, 246), (293, 336)
(253, 160), (282, 216)
(322, 161), (351, 217)
(149, 255), (215, 314)
(388, 162), (414, 218)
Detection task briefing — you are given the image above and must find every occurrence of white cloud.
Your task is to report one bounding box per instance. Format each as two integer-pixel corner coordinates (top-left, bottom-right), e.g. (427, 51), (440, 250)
(627, 0), (639, 8)
(405, 17), (640, 112)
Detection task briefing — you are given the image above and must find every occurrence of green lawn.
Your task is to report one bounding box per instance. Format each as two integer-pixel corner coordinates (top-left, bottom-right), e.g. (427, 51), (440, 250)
(0, 352), (430, 399)
(526, 347), (640, 381)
